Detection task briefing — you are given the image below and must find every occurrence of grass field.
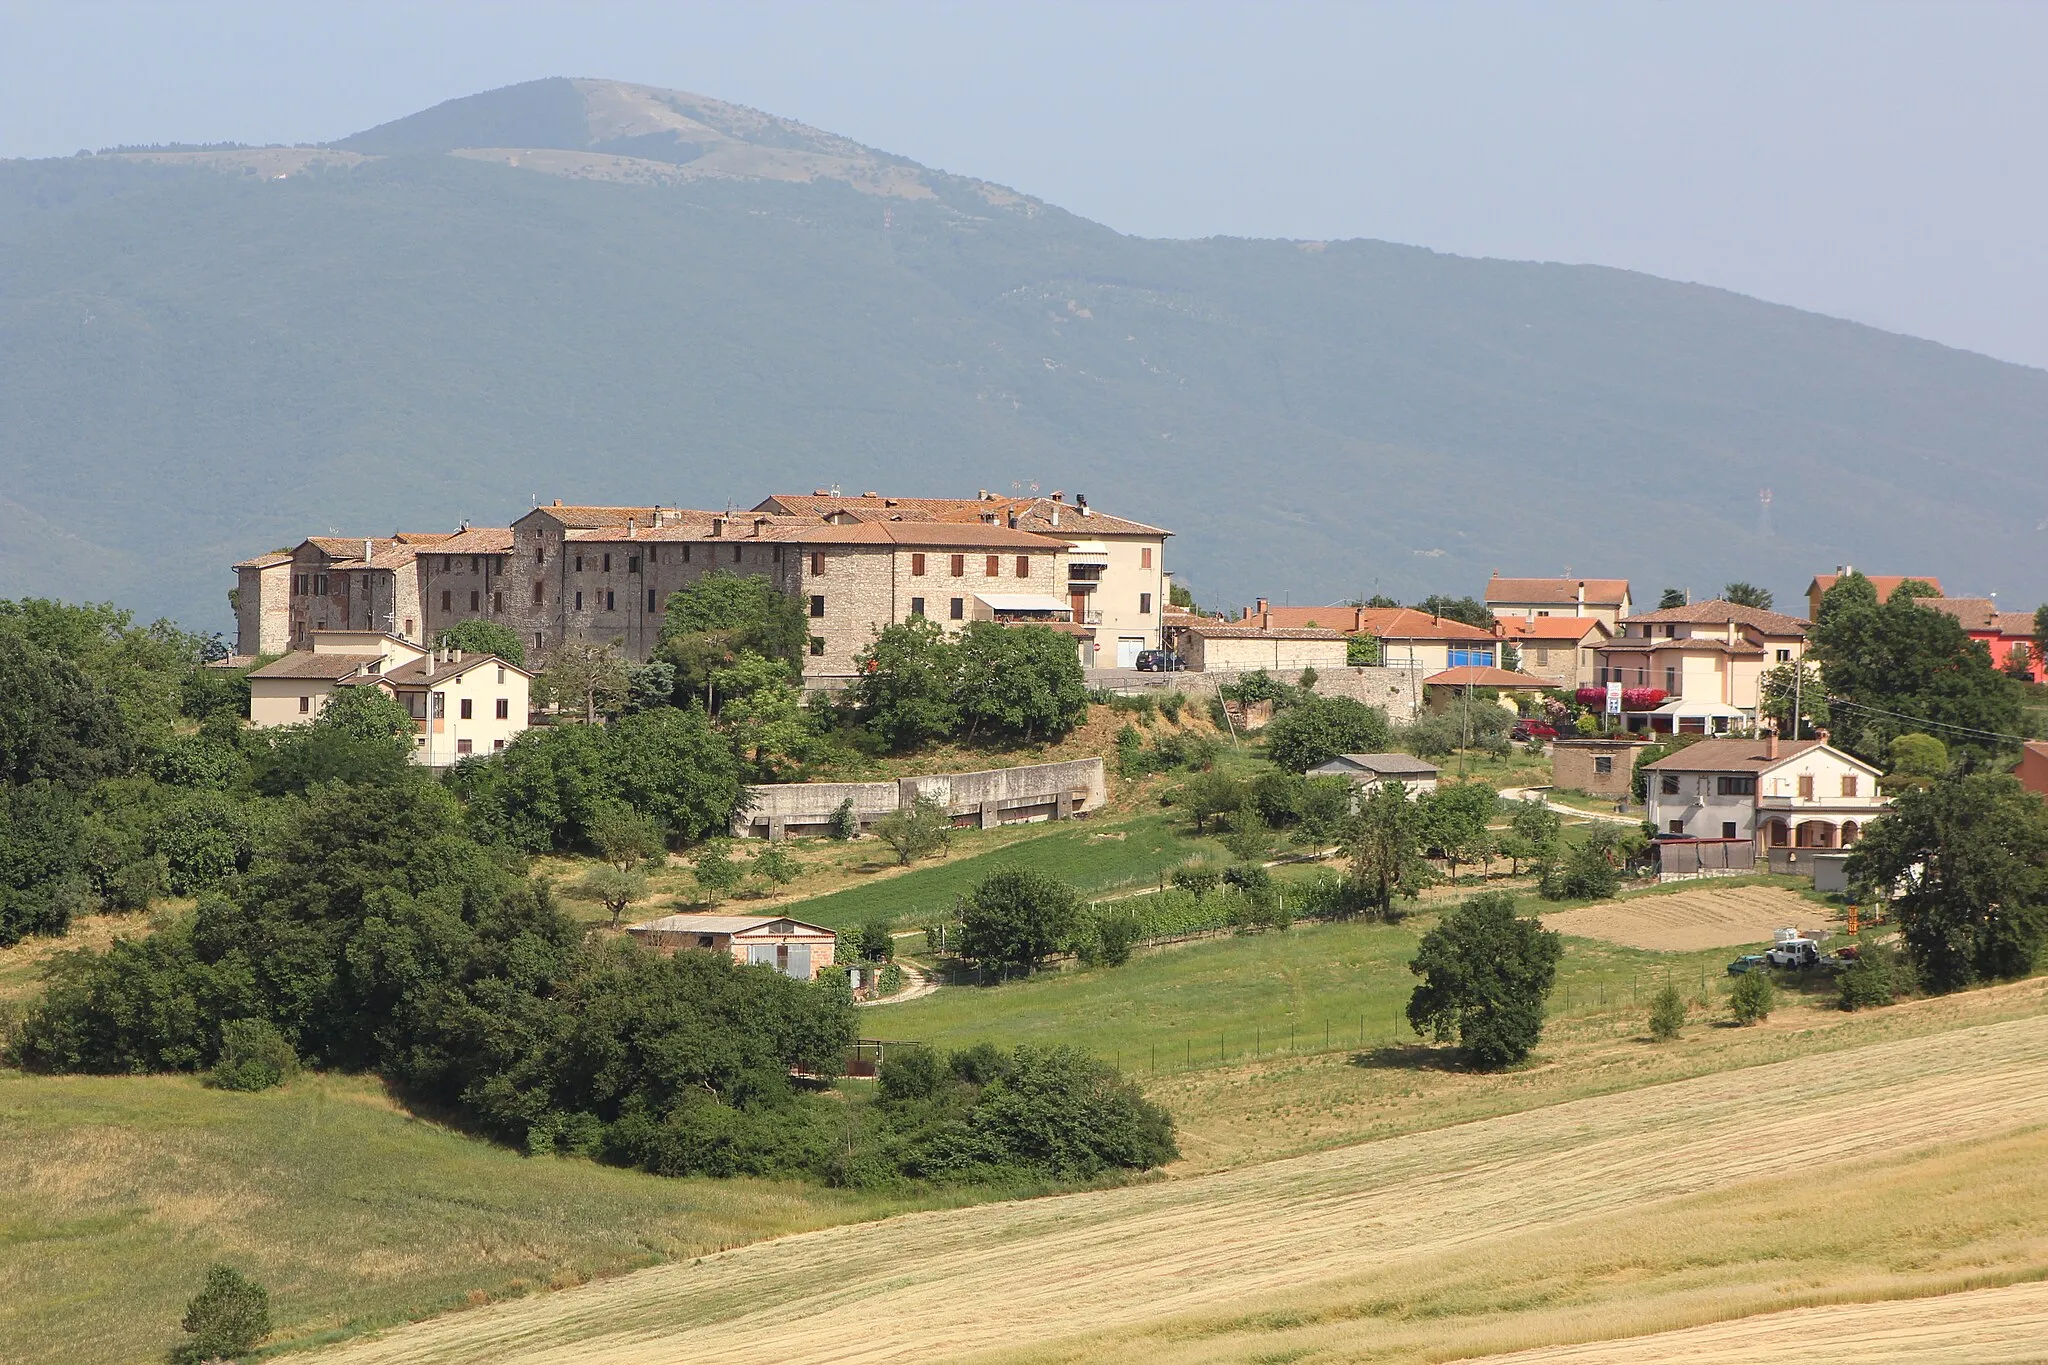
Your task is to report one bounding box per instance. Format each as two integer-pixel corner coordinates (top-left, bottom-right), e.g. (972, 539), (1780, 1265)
(0, 1072), (949, 1365)
(307, 993), (2048, 1364)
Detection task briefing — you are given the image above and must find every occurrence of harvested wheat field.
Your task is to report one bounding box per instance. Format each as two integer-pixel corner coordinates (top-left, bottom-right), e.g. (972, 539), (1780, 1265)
(313, 1015), (2048, 1365)
(1540, 883), (1826, 951)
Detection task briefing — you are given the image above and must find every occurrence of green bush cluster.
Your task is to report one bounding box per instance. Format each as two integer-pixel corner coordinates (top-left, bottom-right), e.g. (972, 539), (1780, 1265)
(849, 617), (1090, 751)
(172, 1263), (270, 1364)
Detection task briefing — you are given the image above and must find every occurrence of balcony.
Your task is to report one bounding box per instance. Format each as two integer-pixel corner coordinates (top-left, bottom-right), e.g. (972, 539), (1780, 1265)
(1077, 609), (1103, 625)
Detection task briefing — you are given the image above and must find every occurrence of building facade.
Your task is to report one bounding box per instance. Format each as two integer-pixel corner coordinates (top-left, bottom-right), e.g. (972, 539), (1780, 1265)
(1494, 615), (1611, 689)
(1593, 600), (1810, 729)
(1913, 598), (2045, 683)
(245, 630), (531, 765)
(1642, 736), (1886, 849)
(1484, 576), (1633, 629)
(625, 913), (837, 981)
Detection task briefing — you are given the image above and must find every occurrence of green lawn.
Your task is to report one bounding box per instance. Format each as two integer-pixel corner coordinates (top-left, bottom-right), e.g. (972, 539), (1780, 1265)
(0, 1071), (948, 1365)
(777, 812), (1213, 930)
(876, 910), (1740, 1075)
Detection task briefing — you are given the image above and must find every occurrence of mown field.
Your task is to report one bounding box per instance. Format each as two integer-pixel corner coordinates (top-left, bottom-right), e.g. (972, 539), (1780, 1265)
(306, 986), (2048, 1364)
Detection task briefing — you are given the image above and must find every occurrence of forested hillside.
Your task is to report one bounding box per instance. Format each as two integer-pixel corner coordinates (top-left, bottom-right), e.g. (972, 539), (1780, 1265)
(4, 78), (2047, 631)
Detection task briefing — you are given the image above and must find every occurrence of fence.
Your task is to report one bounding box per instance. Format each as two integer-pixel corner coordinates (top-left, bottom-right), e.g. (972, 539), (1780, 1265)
(1653, 837), (1756, 881)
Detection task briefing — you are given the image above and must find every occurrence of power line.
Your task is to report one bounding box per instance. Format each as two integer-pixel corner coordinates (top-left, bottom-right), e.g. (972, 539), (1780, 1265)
(1822, 695), (2033, 746)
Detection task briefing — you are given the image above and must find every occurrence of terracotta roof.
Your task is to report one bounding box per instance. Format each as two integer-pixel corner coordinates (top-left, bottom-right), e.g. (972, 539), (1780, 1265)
(754, 521), (1066, 549)
(1641, 737), (1823, 773)
(1914, 597), (2040, 636)
(1494, 616), (1608, 641)
(1485, 576), (1631, 606)
(1424, 665), (1553, 687)
(247, 652), (381, 680)
(432, 527), (515, 554)
(233, 551), (293, 569)
(523, 504), (673, 529)
(1808, 573), (1943, 602)
(755, 493), (1169, 537)
(1351, 607), (1496, 640)
(1187, 623), (1345, 640)
(627, 913), (835, 937)
(1621, 600), (1810, 635)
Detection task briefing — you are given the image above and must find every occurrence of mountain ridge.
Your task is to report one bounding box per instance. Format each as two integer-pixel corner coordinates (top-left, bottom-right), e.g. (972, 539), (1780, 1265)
(2, 78), (2044, 632)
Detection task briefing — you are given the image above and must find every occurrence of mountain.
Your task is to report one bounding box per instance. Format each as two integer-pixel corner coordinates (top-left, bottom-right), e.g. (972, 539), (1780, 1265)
(4, 77), (2047, 634)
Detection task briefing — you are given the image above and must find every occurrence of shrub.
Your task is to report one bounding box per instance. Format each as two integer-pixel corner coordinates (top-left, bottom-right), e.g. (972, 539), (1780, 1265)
(1158, 692), (1185, 724)
(1346, 635), (1381, 666)
(172, 1263), (270, 1364)
(877, 962), (905, 996)
(957, 869), (1085, 973)
(1081, 908), (1141, 967)
(853, 916), (896, 963)
(828, 797), (858, 840)
(1648, 983), (1687, 1040)
(691, 841), (745, 903)
(208, 1018), (298, 1092)
(1728, 970), (1774, 1025)
(1838, 948), (1896, 1010)
(1538, 833), (1622, 901)
(1263, 696), (1393, 772)
(1115, 724), (1148, 778)
(873, 794), (953, 865)
(1172, 865), (1221, 898)
(1297, 666), (1319, 692)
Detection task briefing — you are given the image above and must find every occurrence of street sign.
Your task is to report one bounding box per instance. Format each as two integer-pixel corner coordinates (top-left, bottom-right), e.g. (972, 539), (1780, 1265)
(1604, 681), (1623, 716)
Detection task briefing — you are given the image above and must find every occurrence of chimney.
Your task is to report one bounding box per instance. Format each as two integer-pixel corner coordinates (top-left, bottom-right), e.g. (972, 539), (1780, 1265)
(1576, 581), (1585, 612)
(1077, 492), (1091, 516)
(977, 489), (989, 500)
(1766, 728), (1779, 760)
(1051, 490), (1064, 502)
(710, 517), (725, 538)
(1256, 597), (1269, 618)
(1815, 727), (1830, 745)
(553, 498), (562, 507)
(451, 648), (463, 664)
(1050, 509), (1060, 528)
(627, 519), (636, 538)
(364, 537), (373, 564)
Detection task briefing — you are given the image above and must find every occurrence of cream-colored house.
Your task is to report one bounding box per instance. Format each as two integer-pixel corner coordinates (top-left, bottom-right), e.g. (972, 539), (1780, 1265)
(1594, 600), (1809, 732)
(626, 913), (837, 981)
(246, 630), (531, 765)
(1643, 735), (1886, 849)
(1182, 623), (1347, 672)
(1494, 615), (1611, 689)
(1485, 576), (1633, 630)
(1307, 753), (1441, 797)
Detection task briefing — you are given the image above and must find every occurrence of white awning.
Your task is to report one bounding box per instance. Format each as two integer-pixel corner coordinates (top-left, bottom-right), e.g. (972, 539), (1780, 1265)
(1064, 541), (1112, 565)
(975, 593), (1070, 612)
(1650, 699), (1749, 719)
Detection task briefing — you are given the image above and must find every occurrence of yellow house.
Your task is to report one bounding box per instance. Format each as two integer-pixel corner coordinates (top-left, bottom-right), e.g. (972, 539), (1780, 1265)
(1593, 600), (1809, 733)
(246, 630), (532, 765)
(626, 913), (838, 981)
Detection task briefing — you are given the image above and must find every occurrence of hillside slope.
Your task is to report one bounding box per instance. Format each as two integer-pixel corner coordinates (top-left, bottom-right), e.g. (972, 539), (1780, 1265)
(3, 78), (2046, 630)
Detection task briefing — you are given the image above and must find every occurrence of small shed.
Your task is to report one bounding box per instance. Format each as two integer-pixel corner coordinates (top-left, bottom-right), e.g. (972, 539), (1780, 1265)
(626, 913), (837, 981)
(1551, 738), (1645, 798)
(1307, 753), (1441, 797)
(1182, 624), (1348, 673)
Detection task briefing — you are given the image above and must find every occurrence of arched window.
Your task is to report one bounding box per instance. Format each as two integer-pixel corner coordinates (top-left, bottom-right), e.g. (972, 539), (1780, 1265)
(1765, 819), (1790, 848)
(1840, 821), (1860, 846)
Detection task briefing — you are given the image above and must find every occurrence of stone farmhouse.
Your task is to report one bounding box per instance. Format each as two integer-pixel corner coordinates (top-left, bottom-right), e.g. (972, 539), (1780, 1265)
(233, 491), (1170, 681)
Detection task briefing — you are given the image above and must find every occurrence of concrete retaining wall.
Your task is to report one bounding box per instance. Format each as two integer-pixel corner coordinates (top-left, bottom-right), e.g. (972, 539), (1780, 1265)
(734, 756), (1106, 839)
(1085, 665), (1423, 719)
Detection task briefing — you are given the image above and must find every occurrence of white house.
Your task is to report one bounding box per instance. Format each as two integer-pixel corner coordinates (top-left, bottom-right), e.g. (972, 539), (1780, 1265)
(1307, 753), (1441, 797)
(1641, 735), (1886, 849)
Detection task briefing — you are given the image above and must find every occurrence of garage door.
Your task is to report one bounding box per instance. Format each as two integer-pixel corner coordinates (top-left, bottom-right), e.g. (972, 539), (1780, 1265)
(1116, 636), (1144, 668)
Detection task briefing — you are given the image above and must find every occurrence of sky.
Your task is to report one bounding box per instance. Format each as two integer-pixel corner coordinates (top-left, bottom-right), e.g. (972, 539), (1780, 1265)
(4, 1), (2046, 369)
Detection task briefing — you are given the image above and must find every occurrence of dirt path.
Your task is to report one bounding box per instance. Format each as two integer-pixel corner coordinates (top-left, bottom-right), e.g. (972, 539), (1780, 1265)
(1467, 1279), (2048, 1363)
(1500, 785), (1641, 825)
(313, 1016), (2048, 1365)
(853, 959), (938, 1007)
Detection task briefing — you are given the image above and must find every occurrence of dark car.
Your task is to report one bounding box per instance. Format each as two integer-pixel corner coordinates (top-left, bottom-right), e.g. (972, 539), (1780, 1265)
(1511, 720), (1560, 742)
(1134, 649), (1182, 672)
(1726, 954), (1770, 976)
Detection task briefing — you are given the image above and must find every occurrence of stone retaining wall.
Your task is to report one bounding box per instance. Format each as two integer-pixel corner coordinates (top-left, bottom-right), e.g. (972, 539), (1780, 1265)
(734, 756), (1106, 840)
(1084, 665), (1423, 719)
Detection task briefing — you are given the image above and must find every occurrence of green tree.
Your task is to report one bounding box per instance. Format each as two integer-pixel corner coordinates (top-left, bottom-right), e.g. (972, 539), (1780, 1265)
(749, 841), (800, 898)
(709, 651), (811, 773)
(852, 917), (896, 963)
(589, 802), (667, 872)
(952, 622), (1089, 743)
(1757, 659), (1828, 739)
(1648, 982), (1687, 1040)
(2036, 603), (2048, 654)
(1838, 947), (1897, 1010)
(1722, 582), (1774, 610)
(1539, 828), (1623, 901)
(1416, 782), (1497, 883)
(1813, 584), (2022, 765)
(1728, 970), (1774, 1025)
(1346, 635), (1381, 666)
(435, 618), (524, 666)
(1882, 733), (1949, 793)
(247, 686), (416, 796)
(1261, 695), (1393, 772)
(0, 632), (134, 788)
(1888, 578), (1942, 605)
(1405, 892), (1562, 1069)
(1174, 769), (1245, 835)
(536, 641), (630, 723)
(1412, 595), (1495, 629)
(604, 707), (750, 843)
(958, 868), (1085, 973)
(1846, 773), (2048, 992)
(209, 1018), (299, 1091)
(173, 1263), (270, 1365)
(690, 840), (745, 903)
(873, 793), (953, 865)
(1511, 796), (1563, 847)
(576, 864), (649, 928)
(1657, 587), (1687, 609)
(658, 571), (811, 687)
(1221, 801), (1273, 863)
(1341, 780), (1433, 917)
(850, 616), (961, 750)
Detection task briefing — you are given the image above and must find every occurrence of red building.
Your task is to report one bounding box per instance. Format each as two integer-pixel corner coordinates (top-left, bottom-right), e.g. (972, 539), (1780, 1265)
(2018, 742), (2048, 800)
(1913, 598), (2044, 683)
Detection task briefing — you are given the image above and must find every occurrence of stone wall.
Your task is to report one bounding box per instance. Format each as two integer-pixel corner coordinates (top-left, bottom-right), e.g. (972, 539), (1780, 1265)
(734, 756), (1105, 839)
(1084, 665), (1424, 720)
(1551, 739), (1645, 797)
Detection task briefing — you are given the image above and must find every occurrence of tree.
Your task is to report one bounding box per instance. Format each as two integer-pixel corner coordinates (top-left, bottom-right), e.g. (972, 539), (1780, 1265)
(952, 622), (1089, 743)
(957, 869), (1085, 974)
(247, 686), (417, 796)
(1813, 588), (2024, 766)
(872, 794), (953, 865)
(851, 617), (961, 750)
(661, 571), (811, 664)
(2002, 641), (2036, 681)
(1837, 948), (1896, 1010)
(1722, 582), (1774, 610)
(1262, 695), (1392, 772)
(749, 842), (800, 898)
(536, 641), (630, 723)
(1648, 983), (1687, 1040)
(603, 708), (750, 843)
(1346, 635), (1381, 666)
(1539, 828), (1623, 901)
(1728, 970), (1774, 1025)
(1341, 780), (1433, 917)
(1845, 773), (2048, 992)
(1888, 578), (1942, 605)
(1413, 595), (1494, 629)
(1658, 587), (1687, 609)
(1221, 802), (1273, 864)
(852, 917), (896, 963)
(576, 864), (648, 928)
(0, 633), (134, 788)
(173, 1264), (270, 1365)
(709, 651), (811, 773)
(1168, 582), (1197, 610)
(1882, 733), (1949, 793)
(209, 1018), (298, 1092)
(589, 802), (666, 872)
(1511, 797), (1563, 847)
(1406, 892), (1562, 1069)
(1415, 783), (1496, 883)
(435, 619), (524, 666)
(691, 841), (745, 903)
(1174, 769), (1245, 834)
(1757, 659), (1828, 739)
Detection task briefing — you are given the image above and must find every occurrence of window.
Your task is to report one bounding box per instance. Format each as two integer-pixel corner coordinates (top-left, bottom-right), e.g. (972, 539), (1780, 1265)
(460, 698), (473, 720)
(682, 545), (692, 563)
(575, 591), (584, 610)
(492, 739), (505, 752)
(492, 592), (503, 614)
(1660, 774), (1680, 795)
(1722, 821), (1739, 839)
(1016, 555), (1030, 577)
(809, 638), (824, 656)
(441, 590), (452, 611)
(1593, 755), (1614, 775)
(648, 548), (656, 564)
(731, 545), (742, 563)
(536, 547), (545, 566)
(1665, 667), (1678, 694)
(496, 666), (505, 683)
(1446, 646), (1497, 668)
(911, 553), (926, 576)
(809, 595), (825, 618)
(1717, 775), (1756, 795)
(1141, 547), (1153, 568)
(628, 556), (641, 574)
(604, 590), (615, 611)
(1534, 647), (1550, 665)
(532, 584), (543, 606)
(469, 590), (480, 611)
(495, 698), (509, 719)
(647, 589), (658, 612)
(404, 618), (413, 637)
(985, 555), (1000, 577)
(314, 573), (328, 595)
(909, 597), (925, 617)
(1841, 774), (1859, 797)
(299, 696), (310, 713)
(574, 555), (583, 573)
(807, 551), (824, 576)
(602, 553), (611, 572)
(457, 739), (473, 755)
(1798, 774), (1815, 799)
(950, 554), (965, 577)
(1668, 819), (1685, 834)
(470, 556), (479, 573)
(950, 597), (965, 620)
(534, 632), (544, 650)
(1777, 649), (1792, 662)
(1140, 592), (1153, 614)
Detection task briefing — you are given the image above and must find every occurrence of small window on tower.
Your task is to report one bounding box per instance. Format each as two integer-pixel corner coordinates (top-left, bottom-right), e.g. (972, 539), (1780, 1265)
(811, 552), (825, 576)
(441, 590), (451, 611)
(605, 590), (615, 611)
(810, 595), (825, 618)
(602, 553), (611, 573)
(911, 553), (926, 576)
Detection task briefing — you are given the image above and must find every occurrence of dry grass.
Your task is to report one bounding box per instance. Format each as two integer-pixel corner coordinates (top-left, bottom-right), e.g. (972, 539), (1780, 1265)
(309, 1006), (2048, 1364)
(1539, 884), (1828, 952)
(0, 910), (161, 1005)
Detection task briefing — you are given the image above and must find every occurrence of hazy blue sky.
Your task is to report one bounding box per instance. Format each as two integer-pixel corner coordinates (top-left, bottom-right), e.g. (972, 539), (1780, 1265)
(6, 1), (2045, 368)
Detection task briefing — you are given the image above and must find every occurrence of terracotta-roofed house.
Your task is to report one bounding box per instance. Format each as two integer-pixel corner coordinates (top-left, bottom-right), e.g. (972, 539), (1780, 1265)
(1806, 570), (1943, 619)
(626, 913), (836, 980)
(2018, 741), (2048, 800)
(1642, 734), (1886, 851)
(1494, 614), (1612, 689)
(1180, 622), (1347, 673)
(1593, 600), (1809, 734)
(1913, 597), (2044, 682)
(1484, 575), (1633, 629)
(247, 629), (531, 764)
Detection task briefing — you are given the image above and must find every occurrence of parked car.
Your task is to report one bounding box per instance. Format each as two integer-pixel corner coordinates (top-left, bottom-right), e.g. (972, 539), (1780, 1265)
(1726, 954), (1770, 976)
(1134, 649), (1183, 672)
(1511, 720), (1560, 742)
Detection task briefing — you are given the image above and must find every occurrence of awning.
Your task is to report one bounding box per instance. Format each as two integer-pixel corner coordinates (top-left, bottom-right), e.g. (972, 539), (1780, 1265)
(975, 593), (1071, 613)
